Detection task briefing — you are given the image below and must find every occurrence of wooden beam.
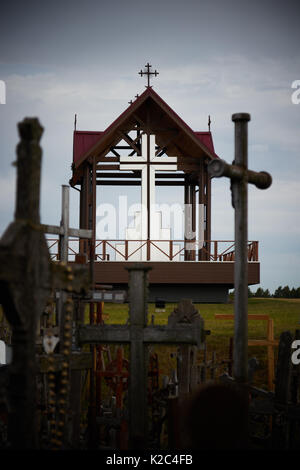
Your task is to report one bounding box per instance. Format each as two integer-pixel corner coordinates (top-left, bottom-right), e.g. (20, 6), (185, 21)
(119, 132), (140, 154)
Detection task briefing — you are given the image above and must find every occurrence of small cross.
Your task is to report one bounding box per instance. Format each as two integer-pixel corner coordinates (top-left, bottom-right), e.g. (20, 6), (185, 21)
(139, 63), (159, 88)
(128, 100), (133, 105)
(208, 115), (211, 132)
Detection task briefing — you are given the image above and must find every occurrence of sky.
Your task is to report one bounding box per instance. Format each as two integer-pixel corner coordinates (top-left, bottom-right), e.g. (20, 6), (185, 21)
(0, 0), (299, 293)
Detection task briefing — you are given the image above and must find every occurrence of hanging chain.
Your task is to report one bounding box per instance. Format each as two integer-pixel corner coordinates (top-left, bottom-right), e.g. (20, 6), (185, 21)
(45, 264), (74, 450)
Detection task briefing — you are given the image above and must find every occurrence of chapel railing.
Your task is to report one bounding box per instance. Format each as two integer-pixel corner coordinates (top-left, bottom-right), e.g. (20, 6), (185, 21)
(46, 239), (259, 263)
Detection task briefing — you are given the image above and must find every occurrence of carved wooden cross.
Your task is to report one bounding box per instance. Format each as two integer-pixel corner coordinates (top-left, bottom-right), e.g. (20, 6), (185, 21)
(78, 264), (204, 449)
(40, 184), (92, 345)
(0, 118), (90, 449)
(208, 113), (272, 385)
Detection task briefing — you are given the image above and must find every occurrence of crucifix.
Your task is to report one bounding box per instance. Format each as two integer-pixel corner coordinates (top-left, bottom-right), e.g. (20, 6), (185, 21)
(139, 63), (159, 88)
(119, 133), (177, 259)
(78, 264), (204, 449)
(208, 113), (272, 385)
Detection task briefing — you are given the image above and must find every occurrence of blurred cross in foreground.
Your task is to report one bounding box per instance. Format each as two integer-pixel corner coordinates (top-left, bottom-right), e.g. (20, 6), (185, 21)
(208, 113), (272, 386)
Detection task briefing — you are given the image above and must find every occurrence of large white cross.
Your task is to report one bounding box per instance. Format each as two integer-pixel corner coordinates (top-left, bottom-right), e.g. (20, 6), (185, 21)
(119, 134), (177, 241)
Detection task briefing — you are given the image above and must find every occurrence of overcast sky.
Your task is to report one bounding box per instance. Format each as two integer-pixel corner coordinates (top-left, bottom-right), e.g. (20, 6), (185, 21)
(0, 0), (299, 293)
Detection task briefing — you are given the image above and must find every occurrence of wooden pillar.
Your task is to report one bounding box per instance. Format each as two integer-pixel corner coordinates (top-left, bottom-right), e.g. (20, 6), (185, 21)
(184, 177), (189, 261)
(198, 161), (205, 261)
(191, 183), (196, 261)
(205, 163), (211, 260)
(79, 164), (90, 255)
(90, 156), (96, 285)
(184, 176), (196, 260)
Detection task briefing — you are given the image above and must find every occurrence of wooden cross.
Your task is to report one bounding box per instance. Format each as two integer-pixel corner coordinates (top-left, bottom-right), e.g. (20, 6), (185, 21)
(139, 62), (159, 88)
(0, 118), (91, 449)
(40, 184), (92, 343)
(208, 113), (272, 385)
(78, 264), (204, 449)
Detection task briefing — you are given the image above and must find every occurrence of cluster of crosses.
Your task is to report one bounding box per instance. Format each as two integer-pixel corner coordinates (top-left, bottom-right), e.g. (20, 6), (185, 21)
(0, 69), (274, 449)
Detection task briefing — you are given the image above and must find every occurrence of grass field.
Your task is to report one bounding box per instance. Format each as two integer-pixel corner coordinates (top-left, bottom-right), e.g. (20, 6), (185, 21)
(95, 298), (300, 391)
(1, 298), (299, 392)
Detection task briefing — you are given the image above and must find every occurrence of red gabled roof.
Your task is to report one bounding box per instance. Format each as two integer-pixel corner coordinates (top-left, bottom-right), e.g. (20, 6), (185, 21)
(194, 132), (215, 155)
(73, 131), (104, 165)
(72, 87), (219, 168)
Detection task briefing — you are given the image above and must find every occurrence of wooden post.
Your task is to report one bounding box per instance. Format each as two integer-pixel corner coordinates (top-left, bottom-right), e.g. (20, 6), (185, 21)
(272, 331), (293, 449)
(0, 118), (52, 449)
(126, 265), (150, 448)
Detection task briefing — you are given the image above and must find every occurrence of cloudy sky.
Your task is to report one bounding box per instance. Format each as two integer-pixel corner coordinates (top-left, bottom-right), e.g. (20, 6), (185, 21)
(0, 0), (299, 293)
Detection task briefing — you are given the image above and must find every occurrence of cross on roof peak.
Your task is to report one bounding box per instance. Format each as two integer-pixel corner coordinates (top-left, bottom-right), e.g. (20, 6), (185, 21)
(139, 62), (159, 88)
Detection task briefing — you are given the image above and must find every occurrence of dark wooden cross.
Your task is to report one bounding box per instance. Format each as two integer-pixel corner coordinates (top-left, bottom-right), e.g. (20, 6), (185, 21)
(139, 62), (159, 88)
(40, 184), (92, 344)
(208, 113), (272, 385)
(78, 264), (204, 449)
(0, 118), (90, 449)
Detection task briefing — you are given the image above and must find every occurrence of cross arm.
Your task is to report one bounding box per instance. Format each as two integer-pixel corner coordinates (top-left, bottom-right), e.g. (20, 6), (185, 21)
(77, 323), (204, 347)
(40, 224), (92, 239)
(144, 324), (204, 348)
(78, 324), (130, 344)
(208, 158), (272, 189)
(52, 263), (90, 294)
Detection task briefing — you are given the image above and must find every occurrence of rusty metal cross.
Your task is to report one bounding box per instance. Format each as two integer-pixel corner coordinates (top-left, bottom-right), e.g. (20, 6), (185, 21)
(139, 62), (159, 88)
(208, 113), (272, 385)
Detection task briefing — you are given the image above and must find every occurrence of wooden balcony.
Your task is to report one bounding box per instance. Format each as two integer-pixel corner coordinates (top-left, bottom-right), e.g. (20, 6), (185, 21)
(47, 239), (260, 293)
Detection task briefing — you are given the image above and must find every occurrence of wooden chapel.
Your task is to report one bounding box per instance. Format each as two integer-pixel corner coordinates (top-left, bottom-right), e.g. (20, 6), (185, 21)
(69, 66), (259, 302)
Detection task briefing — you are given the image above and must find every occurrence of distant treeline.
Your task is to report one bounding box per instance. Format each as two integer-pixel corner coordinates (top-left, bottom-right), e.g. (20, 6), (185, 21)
(248, 286), (300, 298)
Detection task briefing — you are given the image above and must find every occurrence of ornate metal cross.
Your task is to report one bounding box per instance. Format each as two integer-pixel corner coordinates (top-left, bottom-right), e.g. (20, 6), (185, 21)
(139, 63), (159, 88)
(208, 113), (272, 385)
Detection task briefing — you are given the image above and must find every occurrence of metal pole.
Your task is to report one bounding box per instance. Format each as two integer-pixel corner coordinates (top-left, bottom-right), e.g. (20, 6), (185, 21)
(232, 113), (250, 384)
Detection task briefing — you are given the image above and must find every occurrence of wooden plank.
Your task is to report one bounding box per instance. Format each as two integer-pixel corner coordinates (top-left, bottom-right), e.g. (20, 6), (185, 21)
(79, 324), (130, 344)
(92, 261), (259, 286)
(78, 324), (200, 346)
(267, 318), (275, 390)
(248, 339), (279, 347)
(215, 314), (271, 321)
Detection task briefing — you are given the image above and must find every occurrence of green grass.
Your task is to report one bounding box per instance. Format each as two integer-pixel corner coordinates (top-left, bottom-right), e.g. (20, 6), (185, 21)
(90, 298), (300, 391)
(1, 298), (298, 392)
